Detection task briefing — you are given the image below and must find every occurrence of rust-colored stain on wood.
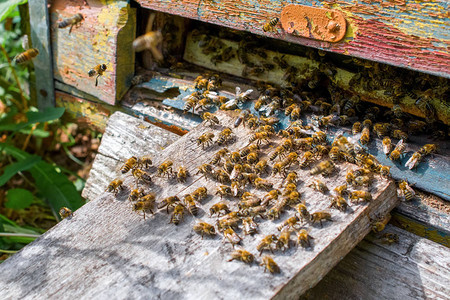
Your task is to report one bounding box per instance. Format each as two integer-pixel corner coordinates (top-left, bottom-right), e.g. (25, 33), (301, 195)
(281, 4), (346, 42)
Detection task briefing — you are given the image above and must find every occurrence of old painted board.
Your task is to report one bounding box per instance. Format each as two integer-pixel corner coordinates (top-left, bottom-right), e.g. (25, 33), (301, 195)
(0, 111), (398, 299)
(82, 112), (180, 201)
(302, 224), (450, 300)
(28, 0), (55, 108)
(49, 0), (136, 105)
(137, 0), (450, 78)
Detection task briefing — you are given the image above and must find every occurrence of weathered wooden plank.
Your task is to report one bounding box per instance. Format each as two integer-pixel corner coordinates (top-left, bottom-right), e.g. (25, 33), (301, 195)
(0, 111), (397, 299)
(49, 0), (136, 105)
(137, 0), (450, 78)
(302, 224), (450, 300)
(82, 112), (180, 201)
(28, 0), (55, 108)
(183, 32), (450, 125)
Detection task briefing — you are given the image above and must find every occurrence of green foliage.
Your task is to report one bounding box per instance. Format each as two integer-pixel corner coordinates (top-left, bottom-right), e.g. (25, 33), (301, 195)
(1, 144), (85, 213)
(0, 214), (41, 247)
(0, 155), (40, 186)
(5, 188), (34, 210)
(0, 106), (65, 131)
(0, 0), (27, 23)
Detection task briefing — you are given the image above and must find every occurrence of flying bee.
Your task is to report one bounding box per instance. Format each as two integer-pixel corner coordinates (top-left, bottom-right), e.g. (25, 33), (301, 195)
(276, 227), (292, 252)
(249, 132), (270, 145)
(183, 194), (198, 216)
(296, 203), (310, 222)
(242, 217), (259, 235)
(308, 179), (329, 194)
(120, 156), (138, 174)
(192, 186), (208, 202)
(330, 196), (348, 212)
(228, 249), (254, 264)
(130, 193), (155, 218)
(215, 185), (233, 199)
(217, 128), (233, 146)
(297, 229), (314, 248)
(399, 180), (415, 201)
(13, 48), (39, 64)
(88, 64), (107, 86)
(389, 139), (406, 161)
(310, 211), (332, 227)
(257, 234), (278, 255)
(223, 227), (242, 247)
(196, 132), (215, 149)
(381, 232), (399, 245)
(382, 137), (392, 156)
(170, 204), (185, 225)
(58, 13), (83, 33)
(350, 190), (372, 203)
(193, 221), (216, 238)
(352, 122), (361, 135)
(277, 216), (300, 231)
(106, 179), (124, 195)
(158, 195), (181, 213)
(128, 188), (144, 201)
(59, 207), (73, 219)
(211, 148), (229, 165)
(405, 152), (422, 170)
(263, 17), (279, 32)
(133, 31), (163, 61)
(157, 160), (174, 178)
(299, 151), (314, 168)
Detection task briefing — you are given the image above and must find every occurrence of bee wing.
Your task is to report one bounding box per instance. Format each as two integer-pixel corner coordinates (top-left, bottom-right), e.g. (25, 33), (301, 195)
(404, 156), (416, 170)
(204, 91), (219, 100)
(21, 35), (29, 50)
(224, 98), (237, 109)
(395, 139), (405, 150)
(235, 86), (241, 97)
(241, 89), (254, 98)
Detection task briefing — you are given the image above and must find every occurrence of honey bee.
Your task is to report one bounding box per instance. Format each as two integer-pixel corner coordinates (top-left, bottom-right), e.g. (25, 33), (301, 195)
(170, 204), (185, 225)
(284, 172), (298, 185)
(137, 155), (152, 169)
(373, 123), (389, 138)
(328, 146), (340, 161)
(381, 232), (399, 245)
(158, 195), (181, 213)
(194, 75), (208, 90)
(128, 188), (144, 201)
(193, 221), (216, 238)
(210, 202), (230, 217)
(216, 185), (233, 199)
(262, 189), (281, 206)
(241, 205), (267, 220)
(262, 17), (280, 32)
(106, 179), (124, 195)
(399, 180), (415, 201)
(211, 148), (229, 165)
(228, 249), (254, 264)
(379, 165), (391, 179)
(156, 160), (173, 178)
(197, 132), (215, 149)
(183, 194), (198, 216)
(217, 128), (233, 146)
(308, 179), (329, 194)
(176, 166), (189, 183)
(259, 116), (279, 126)
(299, 151), (314, 168)
(246, 152), (259, 165)
(277, 216), (300, 231)
(360, 126), (370, 145)
(257, 234), (278, 255)
(228, 152), (241, 164)
(266, 198), (288, 220)
(200, 112), (219, 126)
(242, 217), (258, 235)
(234, 109), (250, 128)
(13, 48), (39, 64)
(389, 139), (406, 161)
(249, 132), (270, 145)
(352, 122), (361, 135)
(269, 146), (284, 161)
(282, 152), (298, 167)
(272, 162), (287, 177)
(197, 163), (213, 177)
(371, 213), (391, 233)
(297, 229), (313, 248)
(330, 196), (348, 212)
(120, 156), (138, 174)
(260, 256), (280, 274)
(392, 129), (408, 141)
(405, 152), (422, 170)
(223, 227), (242, 246)
(59, 207), (73, 219)
(212, 169), (230, 184)
(276, 227), (292, 252)
(254, 159), (268, 174)
(133, 193), (156, 219)
(333, 184), (348, 197)
(310, 160), (335, 176)
(254, 177), (273, 191)
(310, 211), (332, 227)
(216, 213), (240, 232)
(132, 31), (163, 61)
(296, 203), (310, 222)
(88, 64), (107, 86)
(350, 190), (372, 203)
(382, 137), (392, 156)
(239, 194), (261, 210)
(132, 168), (152, 184)
(419, 144), (437, 156)
(58, 13), (83, 33)
(192, 186), (208, 202)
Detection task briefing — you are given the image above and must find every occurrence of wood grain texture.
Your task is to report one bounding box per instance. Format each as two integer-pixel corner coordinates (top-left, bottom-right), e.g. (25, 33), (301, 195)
(302, 224), (450, 300)
(82, 112), (180, 201)
(0, 111), (398, 299)
(28, 0), (55, 108)
(137, 0), (450, 78)
(49, 0), (136, 105)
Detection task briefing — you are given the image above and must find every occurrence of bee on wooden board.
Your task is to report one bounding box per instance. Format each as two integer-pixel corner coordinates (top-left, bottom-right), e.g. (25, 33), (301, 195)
(223, 227), (242, 247)
(170, 204), (185, 225)
(191, 186), (208, 202)
(133, 193), (156, 219)
(257, 234), (278, 255)
(128, 188), (144, 202)
(297, 229), (314, 248)
(59, 207), (73, 219)
(217, 128), (234, 146)
(381, 232), (399, 245)
(276, 227), (292, 252)
(228, 249), (254, 264)
(260, 255), (280, 274)
(88, 64), (107, 87)
(176, 166), (189, 183)
(201, 112), (219, 126)
(308, 179), (329, 194)
(157, 160), (174, 178)
(158, 195), (181, 213)
(183, 194), (198, 216)
(389, 139), (406, 161)
(193, 221), (216, 238)
(242, 217), (258, 235)
(310, 211), (332, 227)
(106, 179), (124, 195)
(58, 13), (84, 33)
(263, 17), (280, 32)
(399, 180), (416, 201)
(196, 132), (215, 149)
(13, 48), (39, 64)
(132, 168), (152, 184)
(120, 156), (138, 174)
